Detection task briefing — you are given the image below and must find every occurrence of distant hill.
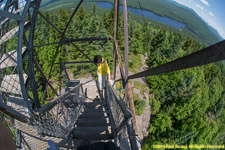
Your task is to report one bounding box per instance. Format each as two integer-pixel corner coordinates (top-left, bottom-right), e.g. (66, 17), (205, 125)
(207, 24), (224, 41)
(40, 0), (223, 45)
(169, 0), (223, 41)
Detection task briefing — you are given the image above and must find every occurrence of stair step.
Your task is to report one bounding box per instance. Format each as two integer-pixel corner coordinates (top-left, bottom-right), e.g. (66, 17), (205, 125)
(84, 102), (107, 108)
(72, 126), (114, 140)
(85, 101), (102, 105)
(79, 112), (108, 119)
(82, 108), (105, 113)
(77, 118), (110, 127)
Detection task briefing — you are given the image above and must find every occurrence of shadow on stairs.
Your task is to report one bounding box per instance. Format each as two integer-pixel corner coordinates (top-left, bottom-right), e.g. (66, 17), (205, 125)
(72, 97), (114, 140)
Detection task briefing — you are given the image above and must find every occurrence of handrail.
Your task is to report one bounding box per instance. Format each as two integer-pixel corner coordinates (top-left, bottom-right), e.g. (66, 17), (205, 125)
(33, 80), (92, 138)
(0, 100), (29, 123)
(106, 83), (141, 150)
(37, 80), (93, 114)
(107, 84), (132, 119)
(105, 83), (132, 137)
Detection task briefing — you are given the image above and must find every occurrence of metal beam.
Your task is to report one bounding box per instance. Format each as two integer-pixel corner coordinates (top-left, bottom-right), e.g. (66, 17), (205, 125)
(128, 40), (225, 80)
(123, 0), (129, 105)
(23, 35), (40, 108)
(0, 101), (29, 123)
(55, 60), (113, 65)
(34, 37), (113, 48)
(25, 0), (42, 109)
(17, 0), (33, 114)
(38, 12), (91, 60)
(38, 83), (83, 114)
(5, 0), (18, 9)
(113, 0), (120, 81)
(0, 7), (24, 26)
(33, 58), (59, 96)
(114, 41), (138, 136)
(63, 0), (84, 36)
(46, 0), (85, 84)
(55, 61), (92, 64)
(114, 40), (125, 85)
(0, 10), (25, 22)
(122, 0), (138, 137)
(62, 63), (70, 81)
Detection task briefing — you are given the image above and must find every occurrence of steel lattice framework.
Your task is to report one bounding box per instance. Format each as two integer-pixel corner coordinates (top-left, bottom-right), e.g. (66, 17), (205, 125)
(0, 0), (225, 149)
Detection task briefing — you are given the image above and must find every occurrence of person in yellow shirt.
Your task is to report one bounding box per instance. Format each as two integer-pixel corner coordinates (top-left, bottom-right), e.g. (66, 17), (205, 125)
(93, 55), (111, 93)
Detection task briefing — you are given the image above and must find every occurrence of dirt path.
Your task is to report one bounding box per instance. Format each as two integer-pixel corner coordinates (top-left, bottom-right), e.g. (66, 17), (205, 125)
(133, 55), (151, 143)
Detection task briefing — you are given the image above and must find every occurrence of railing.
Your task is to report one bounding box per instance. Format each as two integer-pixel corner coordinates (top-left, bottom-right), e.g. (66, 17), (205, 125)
(105, 83), (132, 134)
(105, 83), (141, 150)
(34, 82), (88, 138)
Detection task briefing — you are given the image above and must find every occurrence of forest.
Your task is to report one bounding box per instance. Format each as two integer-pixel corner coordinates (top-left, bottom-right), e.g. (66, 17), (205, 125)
(32, 6), (225, 149)
(40, 0), (222, 46)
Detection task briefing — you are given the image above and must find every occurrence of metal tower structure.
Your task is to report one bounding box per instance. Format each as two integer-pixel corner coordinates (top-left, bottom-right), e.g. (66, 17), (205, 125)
(0, 0), (225, 149)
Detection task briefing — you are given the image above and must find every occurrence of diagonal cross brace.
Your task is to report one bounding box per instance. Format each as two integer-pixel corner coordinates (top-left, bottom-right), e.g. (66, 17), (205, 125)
(127, 40), (225, 80)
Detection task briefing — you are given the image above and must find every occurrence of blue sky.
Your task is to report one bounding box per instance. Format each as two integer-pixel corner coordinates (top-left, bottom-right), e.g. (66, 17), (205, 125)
(173, 0), (225, 39)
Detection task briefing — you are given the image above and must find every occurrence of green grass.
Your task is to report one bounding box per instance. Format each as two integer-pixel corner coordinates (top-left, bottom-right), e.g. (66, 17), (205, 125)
(133, 93), (139, 101)
(134, 81), (147, 95)
(115, 81), (122, 91)
(129, 54), (143, 73)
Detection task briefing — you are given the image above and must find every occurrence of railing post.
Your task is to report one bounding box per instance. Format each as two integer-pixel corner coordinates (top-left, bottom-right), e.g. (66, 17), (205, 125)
(59, 63), (62, 95)
(123, 0), (129, 104)
(122, 0), (139, 140)
(16, 129), (22, 148)
(113, 0), (120, 81)
(127, 119), (141, 150)
(105, 84), (117, 137)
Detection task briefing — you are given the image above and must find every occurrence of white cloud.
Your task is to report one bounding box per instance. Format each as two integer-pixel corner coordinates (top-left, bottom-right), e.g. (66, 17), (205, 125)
(209, 12), (214, 17)
(195, 4), (204, 10)
(200, 0), (209, 6)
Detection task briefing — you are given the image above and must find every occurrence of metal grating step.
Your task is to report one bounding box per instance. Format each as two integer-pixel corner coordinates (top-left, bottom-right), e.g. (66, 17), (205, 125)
(72, 126), (113, 140)
(0, 47), (26, 69)
(77, 118), (110, 127)
(0, 74), (28, 95)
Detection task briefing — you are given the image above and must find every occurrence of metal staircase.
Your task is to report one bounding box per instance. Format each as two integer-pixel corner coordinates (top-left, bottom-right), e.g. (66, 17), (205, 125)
(1, 0), (225, 150)
(72, 98), (113, 140)
(2, 79), (137, 149)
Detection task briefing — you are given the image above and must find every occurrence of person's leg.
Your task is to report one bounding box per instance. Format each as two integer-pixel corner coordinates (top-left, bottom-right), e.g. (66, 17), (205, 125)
(102, 74), (108, 99)
(97, 72), (103, 97)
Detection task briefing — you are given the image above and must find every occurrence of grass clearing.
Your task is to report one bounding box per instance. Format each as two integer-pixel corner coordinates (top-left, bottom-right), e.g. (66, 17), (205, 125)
(134, 81), (147, 95)
(129, 54), (143, 73)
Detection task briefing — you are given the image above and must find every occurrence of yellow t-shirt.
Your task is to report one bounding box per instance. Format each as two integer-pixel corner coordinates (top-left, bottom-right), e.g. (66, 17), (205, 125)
(97, 58), (110, 76)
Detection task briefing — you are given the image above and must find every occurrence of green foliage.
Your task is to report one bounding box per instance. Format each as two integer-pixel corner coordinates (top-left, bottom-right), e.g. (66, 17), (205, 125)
(31, 5), (225, 148)
(145, 31), (225, 147)
(134, 99), (147, 115)
(129, 54), (143, 73)
(34, 8), (116, 102)
(149, 96), (161, 115)
(41, 0), (221, 45)
(149, 113), (172, 134)
(133, 81), (147, 95)
(95, 0), (220, 45)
